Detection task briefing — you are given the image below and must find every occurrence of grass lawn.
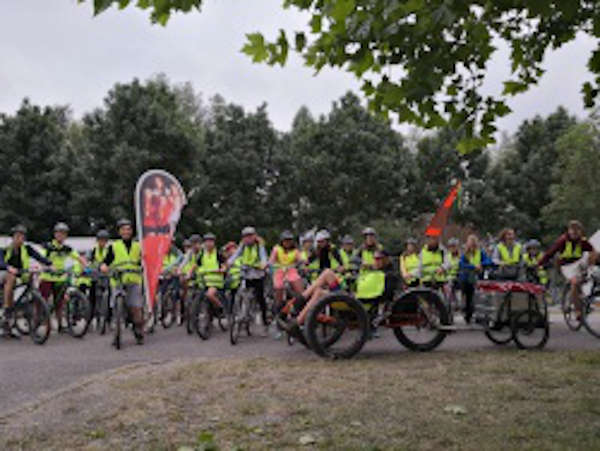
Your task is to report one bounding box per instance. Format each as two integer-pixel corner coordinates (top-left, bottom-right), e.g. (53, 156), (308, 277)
(2, 350), (600, 450)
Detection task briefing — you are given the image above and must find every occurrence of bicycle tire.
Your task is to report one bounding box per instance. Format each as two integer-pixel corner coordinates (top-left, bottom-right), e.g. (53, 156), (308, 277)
(66, 289), (92, 338)
(98, 287), (110, 335)
(161, 288), (176, 329)
(512, 309), (549, 350)
(391, 289), (448, 352)
(195, 295), (213, 340)
(561, 285), (582, 331)
(582, 295), (600, 339)
(484, 298), (513, 345)
(28, 292), (51, 345)
(230, 293), (243, 345)
(113, 294), (124, 350)
(14, 301), (31, 336)
(305, 293), (369, 359)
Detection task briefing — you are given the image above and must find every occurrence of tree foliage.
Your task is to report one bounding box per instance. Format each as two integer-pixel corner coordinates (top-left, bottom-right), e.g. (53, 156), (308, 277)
(80, 0), (600, 152)
(1, 75), (597, 246)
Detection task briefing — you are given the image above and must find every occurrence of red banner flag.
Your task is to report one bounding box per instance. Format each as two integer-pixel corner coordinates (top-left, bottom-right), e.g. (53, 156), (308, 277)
(135, 170), (186, 310)
(425, 181), (461, 237)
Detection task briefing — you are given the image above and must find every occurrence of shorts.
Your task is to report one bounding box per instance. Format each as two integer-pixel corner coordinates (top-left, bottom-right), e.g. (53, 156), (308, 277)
(273, 268), (300, 290)
(328, 278), (343, 292)
(120, 284), (144, 308)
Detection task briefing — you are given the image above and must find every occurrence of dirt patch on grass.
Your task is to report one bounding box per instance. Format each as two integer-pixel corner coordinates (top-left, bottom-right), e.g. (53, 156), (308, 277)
(2, 350), (600, 450)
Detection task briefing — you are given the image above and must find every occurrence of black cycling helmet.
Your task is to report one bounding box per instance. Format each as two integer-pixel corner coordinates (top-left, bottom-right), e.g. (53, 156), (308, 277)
(525, 239), (541, 249)
(280, 230), (294, 241)
(54, 222), (69, 233)
(11, 224), (27, 235)
(96, 229), (110, 239)
(116, 218), (132, 229)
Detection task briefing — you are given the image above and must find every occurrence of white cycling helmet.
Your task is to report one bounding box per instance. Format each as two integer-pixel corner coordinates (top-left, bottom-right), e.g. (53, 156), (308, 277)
(315, 229), (331, 241)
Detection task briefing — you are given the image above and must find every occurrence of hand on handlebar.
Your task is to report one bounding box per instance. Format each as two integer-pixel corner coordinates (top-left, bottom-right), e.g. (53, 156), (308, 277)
(100, 263), (109, 274)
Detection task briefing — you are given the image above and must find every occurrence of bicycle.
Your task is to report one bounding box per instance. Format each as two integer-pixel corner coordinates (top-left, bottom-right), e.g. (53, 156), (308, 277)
(107, 264), (143, 350)
(191, 271), (229, 340)
(229, 265), (265, 345)
(86, 267), (112, 335)
(42, 269), (93, 338)
(577, 266), (600, 339)
(303, 286), (449, 359)
(157, 271), (181, 329)
(0, 269), (51, 344)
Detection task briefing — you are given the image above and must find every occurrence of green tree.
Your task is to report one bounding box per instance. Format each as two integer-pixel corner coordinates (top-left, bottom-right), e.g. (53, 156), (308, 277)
(74, 76), (204, 234)
(0, 100), (75, 241)
(488, 107), (576, 239)
(542, 122), (600, 239)
(196, 96), (282, 240)
(286, 92), (416, 235)
(82, 0), (600, 152)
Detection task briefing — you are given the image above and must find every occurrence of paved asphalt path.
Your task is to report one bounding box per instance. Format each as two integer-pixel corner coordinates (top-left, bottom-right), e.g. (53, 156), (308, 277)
(1, 314), (598, 414)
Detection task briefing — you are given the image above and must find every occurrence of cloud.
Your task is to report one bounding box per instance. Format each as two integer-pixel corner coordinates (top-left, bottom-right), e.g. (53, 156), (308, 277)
(0, 0), (595, 133)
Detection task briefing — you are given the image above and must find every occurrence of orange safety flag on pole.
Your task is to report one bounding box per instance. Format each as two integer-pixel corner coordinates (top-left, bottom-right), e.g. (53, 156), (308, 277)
(135, 170), (187, 311)
(425, 181), (461, 237)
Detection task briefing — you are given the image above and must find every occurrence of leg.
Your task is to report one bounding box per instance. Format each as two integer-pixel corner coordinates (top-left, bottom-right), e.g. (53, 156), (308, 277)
(206, 287), (223, 309)
(569, 277), (582, 316)
(126, 284), (145, 343)
(297, 286), (328, 325)
(463, 282), (474, 323)
(302, 269), (337, 299)
(2, 273), (17, 333)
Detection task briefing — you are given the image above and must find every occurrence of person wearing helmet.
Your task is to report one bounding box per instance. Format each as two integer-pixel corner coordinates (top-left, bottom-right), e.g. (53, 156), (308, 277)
(100, 219), (145, 345)
(159, 242), (183, 315)
(539, 220), (598, 321)
(523, 239), (548, 285)
(400, 238), (419, 287)
(354, 227), (383, 273)
(305, 229), (343, 274)
(269, 231), (303, 308)
(355, 249), (400, 337)
(39, 222), (86, 333)
(1, 225), (52, 338)
(195, 233), (227, 314)
(227, 226), (269, 330)
(339, 235), (355, 270)
(85, 229), (112, 327)
(223, 242), (241, 304)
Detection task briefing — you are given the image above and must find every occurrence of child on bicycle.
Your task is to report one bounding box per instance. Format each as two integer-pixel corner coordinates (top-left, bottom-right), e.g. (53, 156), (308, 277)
(1, 224), (52, 338)
(269, 230), (304, 309)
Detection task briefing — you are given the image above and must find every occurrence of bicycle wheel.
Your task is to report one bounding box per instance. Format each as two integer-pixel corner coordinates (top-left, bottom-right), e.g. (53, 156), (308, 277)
(66, 289), (92, 338)
(97, 287), (110, 335)
(113, 294), (124, 350)
(14, 302), (31, 336)
(582, 294), (600, 339)
(484, 298), (513, 345)
(230, 293), (243, 345)
(194, 295), (213, 340)
(390, 289), (448, 352)
(561, 285), (582, 331)
(305, 293), (369, 359)
(28, 292), (51, 345)
(512, 309), (549, 350)
(161, 288), (176, 329)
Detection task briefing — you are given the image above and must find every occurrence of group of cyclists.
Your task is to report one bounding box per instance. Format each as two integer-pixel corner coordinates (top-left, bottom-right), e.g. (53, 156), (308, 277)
(0, 217), (598, 348)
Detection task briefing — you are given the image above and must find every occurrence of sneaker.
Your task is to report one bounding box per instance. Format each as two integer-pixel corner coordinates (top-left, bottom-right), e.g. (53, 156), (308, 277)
(134, 330), (144, 345)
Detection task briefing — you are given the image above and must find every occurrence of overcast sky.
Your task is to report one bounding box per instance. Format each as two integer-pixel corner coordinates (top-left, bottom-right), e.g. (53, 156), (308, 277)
(1, 0), (596, 134)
